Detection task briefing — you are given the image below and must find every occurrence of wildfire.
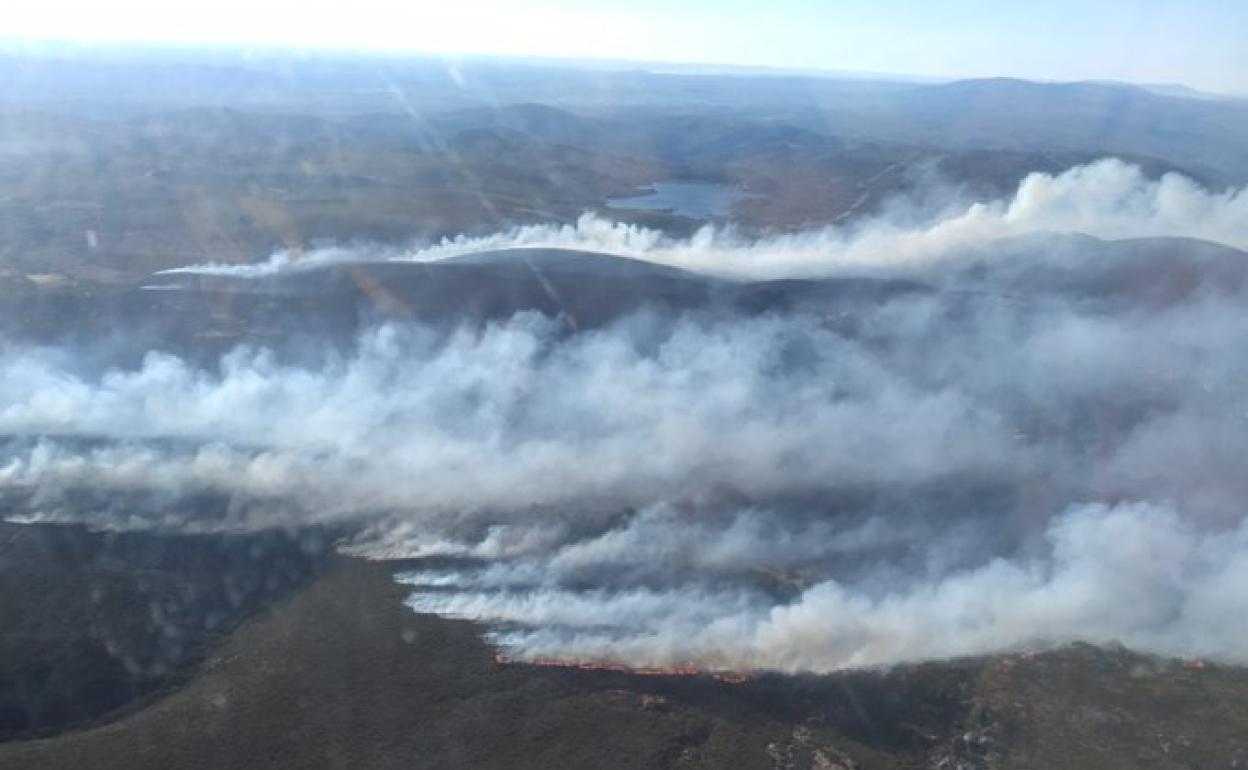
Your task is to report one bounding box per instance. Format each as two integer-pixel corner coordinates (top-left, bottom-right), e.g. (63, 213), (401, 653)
(494, 653), (749, 684)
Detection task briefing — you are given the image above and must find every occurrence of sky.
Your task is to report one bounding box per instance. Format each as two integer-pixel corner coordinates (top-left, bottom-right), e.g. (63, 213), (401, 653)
(3, 0), (1246, 93)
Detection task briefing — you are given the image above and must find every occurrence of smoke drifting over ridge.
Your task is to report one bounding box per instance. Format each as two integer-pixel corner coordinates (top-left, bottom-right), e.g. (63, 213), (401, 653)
(7, 159), (1248, 673)
(174, 159), (1248, 280)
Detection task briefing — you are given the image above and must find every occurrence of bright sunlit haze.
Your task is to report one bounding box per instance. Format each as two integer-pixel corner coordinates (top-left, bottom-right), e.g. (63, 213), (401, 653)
(3, 0), (1247, 94)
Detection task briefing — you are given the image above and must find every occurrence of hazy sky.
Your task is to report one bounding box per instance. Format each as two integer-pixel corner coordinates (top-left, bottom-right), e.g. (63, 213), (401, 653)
(4, 0), (1247, 93)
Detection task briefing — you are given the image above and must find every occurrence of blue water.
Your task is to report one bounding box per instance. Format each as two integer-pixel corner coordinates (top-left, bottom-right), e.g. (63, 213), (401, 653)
(606, 181), (759, 219)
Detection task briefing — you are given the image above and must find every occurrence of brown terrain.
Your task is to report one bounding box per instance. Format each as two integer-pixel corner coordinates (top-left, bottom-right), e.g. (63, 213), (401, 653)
(2, 545), (1245, 770)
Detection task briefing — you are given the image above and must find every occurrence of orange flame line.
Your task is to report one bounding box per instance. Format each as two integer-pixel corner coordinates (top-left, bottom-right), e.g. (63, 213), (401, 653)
(494, 653), (749, 683)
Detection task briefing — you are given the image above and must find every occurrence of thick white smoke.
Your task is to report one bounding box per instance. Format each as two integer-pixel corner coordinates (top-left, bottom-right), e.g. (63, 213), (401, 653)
(0, 313), (1031, 525)
(7, 158), (1248, 673)
(406, 502), (1248, 673)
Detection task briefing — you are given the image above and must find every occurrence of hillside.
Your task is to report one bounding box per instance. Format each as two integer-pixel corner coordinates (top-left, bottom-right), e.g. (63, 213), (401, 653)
(2, 554), (1245, 770)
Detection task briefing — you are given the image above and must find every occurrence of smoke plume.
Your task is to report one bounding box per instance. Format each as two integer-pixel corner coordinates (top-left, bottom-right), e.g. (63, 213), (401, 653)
(6, 159), (1248, 672)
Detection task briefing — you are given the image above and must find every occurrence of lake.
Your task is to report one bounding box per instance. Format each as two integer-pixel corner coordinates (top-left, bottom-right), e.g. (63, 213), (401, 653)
(606, 181), (760, 219)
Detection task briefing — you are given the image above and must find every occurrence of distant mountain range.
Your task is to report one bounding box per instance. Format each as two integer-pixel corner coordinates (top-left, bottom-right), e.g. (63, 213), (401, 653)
(3, 48), (1246, 182)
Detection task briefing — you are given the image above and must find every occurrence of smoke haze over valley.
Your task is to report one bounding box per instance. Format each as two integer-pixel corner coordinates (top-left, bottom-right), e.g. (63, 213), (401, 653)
(5, 160), (1248, 675)
(6, 36), (1248, 769)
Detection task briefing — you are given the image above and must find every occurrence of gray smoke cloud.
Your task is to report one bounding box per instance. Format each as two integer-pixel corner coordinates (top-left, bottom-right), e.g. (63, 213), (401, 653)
(6, 159), (1248, 672)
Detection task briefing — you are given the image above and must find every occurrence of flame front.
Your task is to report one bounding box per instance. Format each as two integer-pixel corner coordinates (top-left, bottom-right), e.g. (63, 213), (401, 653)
(494, 653), (748, 683)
